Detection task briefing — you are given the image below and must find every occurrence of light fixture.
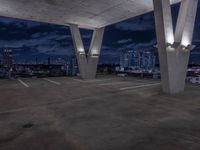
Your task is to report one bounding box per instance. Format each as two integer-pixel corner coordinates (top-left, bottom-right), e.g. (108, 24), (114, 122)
(166, 43), (175, 52)
(166, 42), (179, 52)
(90, 48), (99, 56)
(180, 44), (191, 51)
(78, 47), (84, 53)
(166, 42), (174, 48)
(78, 51), (85, 55)
(90, 54), (99, 57)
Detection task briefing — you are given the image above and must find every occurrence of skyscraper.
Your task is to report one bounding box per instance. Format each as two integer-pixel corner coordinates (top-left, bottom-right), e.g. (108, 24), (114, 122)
(120, 49), (156, 70)
(120, 50), (134, 68)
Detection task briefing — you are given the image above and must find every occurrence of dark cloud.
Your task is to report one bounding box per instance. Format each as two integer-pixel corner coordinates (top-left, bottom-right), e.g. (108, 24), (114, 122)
(114, 13), (155, 32)
(117, 39), (132, 44)
(0, 3), (200, 64)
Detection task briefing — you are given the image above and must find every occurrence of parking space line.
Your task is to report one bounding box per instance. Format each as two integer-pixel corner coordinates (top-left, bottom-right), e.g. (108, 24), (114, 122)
(87, 79), (112, 83)
(69, 78), (112, 83)
(99, 81), (129, 86)
(43, 78), (61, 85)
(18, 79), (29, 88)
(69, 78), (85, 82)
(120, 83), (161, 91)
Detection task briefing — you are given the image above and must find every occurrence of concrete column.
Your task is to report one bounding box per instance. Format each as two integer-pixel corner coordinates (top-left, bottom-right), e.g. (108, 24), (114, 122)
(87, 28), (105, 79)
(153, 0), (198, 94)
(69, 24), (104, 79)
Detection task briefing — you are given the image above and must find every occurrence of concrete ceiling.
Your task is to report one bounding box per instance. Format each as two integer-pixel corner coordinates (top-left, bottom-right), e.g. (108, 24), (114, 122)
(0, 0), (181, 29)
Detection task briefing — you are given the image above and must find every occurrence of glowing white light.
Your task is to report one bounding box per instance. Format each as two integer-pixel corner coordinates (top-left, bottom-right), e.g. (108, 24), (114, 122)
(166, 34), (174, 45)
(181, 37), (190, 47)
(78, 47), (84, 52)
(91, 49), (99, 55)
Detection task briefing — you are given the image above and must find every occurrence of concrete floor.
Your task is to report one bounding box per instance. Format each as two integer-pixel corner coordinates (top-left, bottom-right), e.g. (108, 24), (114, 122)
(0, 76), (200, 150)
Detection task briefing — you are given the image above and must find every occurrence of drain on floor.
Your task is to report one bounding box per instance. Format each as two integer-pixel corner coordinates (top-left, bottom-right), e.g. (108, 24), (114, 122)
(22, 123), (34, 129)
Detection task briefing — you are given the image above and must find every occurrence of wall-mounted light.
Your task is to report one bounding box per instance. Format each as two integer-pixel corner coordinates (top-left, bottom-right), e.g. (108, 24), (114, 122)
(90, 54), (99, 58)
(78, 47), (84, 53)
(90, 47), (100, 56)
(166, 42), (182, 52)
(166, 42), (175, 52)
(77, 51), (85, 55)
(166, 42), (174, 48)
(180, 44), (191, 51)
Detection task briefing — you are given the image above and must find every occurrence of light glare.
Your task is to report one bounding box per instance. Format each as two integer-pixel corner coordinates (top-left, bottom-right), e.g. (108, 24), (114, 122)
(78, 47), (84, 52)
(167, 34), (174, 45)
(181, 37), (190, 47)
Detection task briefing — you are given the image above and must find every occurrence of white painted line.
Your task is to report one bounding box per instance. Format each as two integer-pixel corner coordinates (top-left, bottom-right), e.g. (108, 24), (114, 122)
(99, 81), (129, 86)
(43, 78), (61, 85)
(69, 78), (112, 83)
(69, 78), (85, 82)
(120, 83), (161, 91)
(127, 79), (156, 83)
(18, 79), (29, 88)
(87, 79), (112, 82)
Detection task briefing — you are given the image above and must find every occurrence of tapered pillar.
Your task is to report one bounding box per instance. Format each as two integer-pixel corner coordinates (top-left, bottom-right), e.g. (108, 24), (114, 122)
(69, 24), (104, 79)
(153, 0), (198, 94)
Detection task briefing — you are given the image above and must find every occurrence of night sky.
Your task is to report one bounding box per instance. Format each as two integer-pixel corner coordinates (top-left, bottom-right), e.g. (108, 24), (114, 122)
(0, 2), (200, 64)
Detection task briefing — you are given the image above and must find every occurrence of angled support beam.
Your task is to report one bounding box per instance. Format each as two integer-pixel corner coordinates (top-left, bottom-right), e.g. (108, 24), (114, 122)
(153, 0), (198, 94)
(69, 24), (104, 79)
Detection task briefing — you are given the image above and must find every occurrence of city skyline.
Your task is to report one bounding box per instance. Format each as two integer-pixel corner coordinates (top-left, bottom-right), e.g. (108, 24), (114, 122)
(0, 3), (199, 64)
